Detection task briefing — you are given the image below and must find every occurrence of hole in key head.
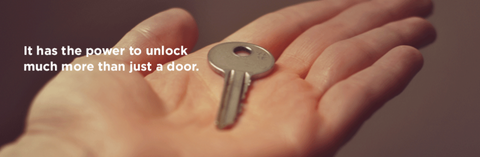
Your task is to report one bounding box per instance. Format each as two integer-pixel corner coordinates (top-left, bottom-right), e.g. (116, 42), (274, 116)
(233, 46), (251, 56)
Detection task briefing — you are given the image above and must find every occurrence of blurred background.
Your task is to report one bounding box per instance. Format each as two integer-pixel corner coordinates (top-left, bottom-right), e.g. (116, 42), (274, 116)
(1, 0), (479, 156)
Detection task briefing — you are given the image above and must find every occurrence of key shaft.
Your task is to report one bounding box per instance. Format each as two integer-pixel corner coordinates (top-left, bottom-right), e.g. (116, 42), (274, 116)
(217, 69), (250, 129)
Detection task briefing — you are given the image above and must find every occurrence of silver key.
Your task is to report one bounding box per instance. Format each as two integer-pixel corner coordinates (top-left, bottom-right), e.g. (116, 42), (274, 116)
(208, 42), (275, 129)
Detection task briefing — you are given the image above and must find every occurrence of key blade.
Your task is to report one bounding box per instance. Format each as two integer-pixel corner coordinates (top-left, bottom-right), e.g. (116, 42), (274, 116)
(217, 70), (247, 129)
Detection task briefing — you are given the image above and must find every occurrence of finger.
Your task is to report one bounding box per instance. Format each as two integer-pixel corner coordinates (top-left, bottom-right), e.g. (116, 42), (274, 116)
(276, 0), (433, 77)
(317, 46), (423, 145)
(112, 8), (198, 76)
(222, 0), (368, 58)
(305, 17), (435, 94)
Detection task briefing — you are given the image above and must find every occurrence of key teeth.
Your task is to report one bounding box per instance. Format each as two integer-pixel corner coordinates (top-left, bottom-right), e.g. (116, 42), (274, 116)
(242, 78), (251, 100)
(238, 103), (244, 115)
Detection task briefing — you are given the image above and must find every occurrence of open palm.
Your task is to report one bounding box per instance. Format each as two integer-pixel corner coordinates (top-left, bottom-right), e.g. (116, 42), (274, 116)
(1, 0), (436, 157)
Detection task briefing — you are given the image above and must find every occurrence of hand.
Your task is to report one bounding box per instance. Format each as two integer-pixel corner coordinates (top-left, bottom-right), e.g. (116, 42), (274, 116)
(0, 0), (436, 156)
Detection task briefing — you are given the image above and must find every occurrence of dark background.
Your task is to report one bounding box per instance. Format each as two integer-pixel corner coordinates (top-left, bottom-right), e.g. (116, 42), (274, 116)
(1, 0), (479, 156)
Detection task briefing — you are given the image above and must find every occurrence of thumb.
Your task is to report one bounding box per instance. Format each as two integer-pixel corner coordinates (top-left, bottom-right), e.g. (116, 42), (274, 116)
(113, 8), (198, 76)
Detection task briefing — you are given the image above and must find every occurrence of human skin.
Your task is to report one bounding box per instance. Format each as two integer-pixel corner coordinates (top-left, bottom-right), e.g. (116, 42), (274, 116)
(0, 0), (436, 156)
